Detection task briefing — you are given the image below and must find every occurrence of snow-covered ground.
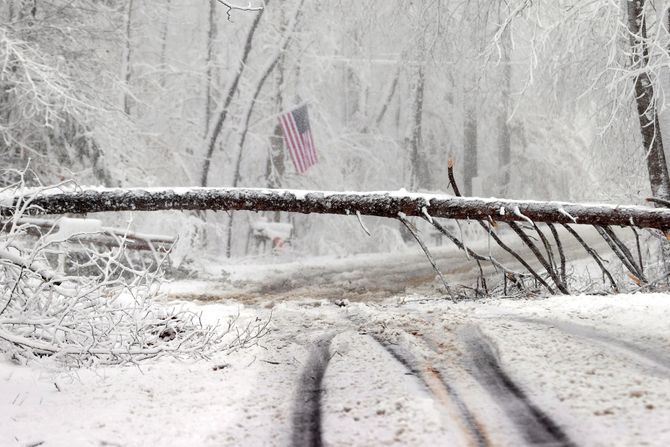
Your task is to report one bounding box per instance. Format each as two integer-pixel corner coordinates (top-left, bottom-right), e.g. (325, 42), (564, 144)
(1, 225), (665, 446)
(2, 292), (670, 446)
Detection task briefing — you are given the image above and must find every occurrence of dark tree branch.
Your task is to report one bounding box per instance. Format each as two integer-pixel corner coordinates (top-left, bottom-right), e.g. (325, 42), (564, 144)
(548, 223), (567, 286)
(602, 225), (645, 281)
(508, 222), (569, 294)
(562, 224), (618, 292)
(447, 159), (461, 197)
(398, 213), (454, 300)
(444, 163), (555, 293)
(426, 217), (524, 278)
(631, 226), (644, 278)
(533, 223), (560, 282)
(595, 225), (646, 283)
(646, 197), (670, 208)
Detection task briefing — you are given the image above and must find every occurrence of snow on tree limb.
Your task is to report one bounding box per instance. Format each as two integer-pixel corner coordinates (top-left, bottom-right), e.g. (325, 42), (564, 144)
(215, 0), (264, 17)
(3, 187), (670, 230)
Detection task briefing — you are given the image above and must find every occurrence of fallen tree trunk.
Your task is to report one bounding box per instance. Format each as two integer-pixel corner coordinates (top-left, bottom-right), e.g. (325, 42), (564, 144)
(2, 187), (670, 230)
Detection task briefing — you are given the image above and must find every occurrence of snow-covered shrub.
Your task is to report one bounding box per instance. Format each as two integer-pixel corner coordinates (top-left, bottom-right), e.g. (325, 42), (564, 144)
(0, 175), (268, 366)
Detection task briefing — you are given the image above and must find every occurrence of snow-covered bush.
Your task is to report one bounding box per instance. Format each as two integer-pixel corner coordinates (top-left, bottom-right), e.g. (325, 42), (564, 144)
(0, 174), (268, 366)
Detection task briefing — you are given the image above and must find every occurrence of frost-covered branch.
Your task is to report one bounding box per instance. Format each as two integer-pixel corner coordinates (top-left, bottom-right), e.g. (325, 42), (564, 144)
(0, 178), (268, 366)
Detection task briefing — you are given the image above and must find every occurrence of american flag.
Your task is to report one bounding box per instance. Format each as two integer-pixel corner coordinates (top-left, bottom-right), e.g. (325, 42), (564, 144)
(278, 104), (318, 174)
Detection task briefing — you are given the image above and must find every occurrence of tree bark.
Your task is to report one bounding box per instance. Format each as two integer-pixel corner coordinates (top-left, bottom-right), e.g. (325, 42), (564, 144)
(627, 0), (670, 201)
(121, 0), (135, 116)
(6, 187), (670, 230)
(409, 66), (427, 190)
(204, 0), (217, 136)
(463, 101), (478, 197)
(498, 20), (512, 195)
(375, 70), (399, 127)
(159, 0), (173, 88)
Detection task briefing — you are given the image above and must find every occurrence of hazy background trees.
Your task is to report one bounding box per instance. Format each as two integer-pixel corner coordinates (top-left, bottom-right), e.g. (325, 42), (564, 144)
(3, 0), (670, 259)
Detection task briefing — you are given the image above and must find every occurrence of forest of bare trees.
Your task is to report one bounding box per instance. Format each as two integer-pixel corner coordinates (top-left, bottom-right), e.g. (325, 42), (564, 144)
(4, 0), (670, 257)
(8, 5), (670, 444)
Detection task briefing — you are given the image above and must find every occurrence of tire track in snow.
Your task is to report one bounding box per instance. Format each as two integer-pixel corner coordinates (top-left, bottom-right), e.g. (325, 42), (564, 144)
(291, 335), (334, 447)
(512, 317), (670, 376)
(463, 327), (576, 447)
(371, 334), (491, 447)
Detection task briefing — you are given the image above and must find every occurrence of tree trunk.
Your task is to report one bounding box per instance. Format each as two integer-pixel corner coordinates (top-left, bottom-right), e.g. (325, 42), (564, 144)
(375, 69), (399, 127)
(225, 0), (303, 257)
(498, 21), (512, 195)
(463, 102), (478, 196)
(159, 0), (172, 88)
(8, 187), (670, 230)
(409, 66), (427, 190)
(121, 0), (135, 116)
(204, 0), (217, 137)
(627, 0), (670, 201)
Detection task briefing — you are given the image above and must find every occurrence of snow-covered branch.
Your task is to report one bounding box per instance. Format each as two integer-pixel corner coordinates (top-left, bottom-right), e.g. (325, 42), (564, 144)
(215, 0), (264, 14)
(3, 187), (670, 230)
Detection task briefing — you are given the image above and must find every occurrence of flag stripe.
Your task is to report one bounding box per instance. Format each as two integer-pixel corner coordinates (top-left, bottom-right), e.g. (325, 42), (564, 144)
(286, 113), (309, 172)
(280, 115), (304, 173)
(291, 114), (309, 170)
(278, 116), (298, 173)
(310, 132), (318, 162)
(309, 132), (317, 163)
(301, 134), (311, 166)
(285, 114), (306, 173)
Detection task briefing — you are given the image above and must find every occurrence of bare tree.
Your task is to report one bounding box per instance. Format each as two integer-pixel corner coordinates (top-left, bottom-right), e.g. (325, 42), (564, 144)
(497, 7), (512, 195)
(121, 0), (135, 116)
(204, 0), (218, 137)
(200, 2), (269, 187)
(627, 0), (670, 202)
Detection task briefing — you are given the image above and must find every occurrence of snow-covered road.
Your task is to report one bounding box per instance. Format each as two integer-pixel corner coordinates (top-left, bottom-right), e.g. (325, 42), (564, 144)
(3, 294), (670, 446)
(169, 226), (614, 303)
